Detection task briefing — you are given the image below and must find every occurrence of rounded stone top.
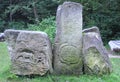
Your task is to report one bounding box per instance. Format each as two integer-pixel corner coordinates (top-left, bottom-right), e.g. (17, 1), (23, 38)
(63, 1), (83, 8)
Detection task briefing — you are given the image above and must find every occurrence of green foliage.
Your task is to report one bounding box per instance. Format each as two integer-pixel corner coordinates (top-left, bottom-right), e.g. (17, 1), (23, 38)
(0, 0), (120, 43)
(27, 16), (56, 42)
(7, 73), (18, 80)
(0, 42), (120, 82)
(0, 19), (6, 32)
(8, 21), (27, 30)
(0, 0), (58, 31)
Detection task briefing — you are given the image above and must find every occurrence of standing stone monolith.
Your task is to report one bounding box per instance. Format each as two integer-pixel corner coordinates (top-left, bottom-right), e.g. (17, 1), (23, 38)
(53, 2), (83, 75)
(83, 27), (112, 75)
(4, 30), (53, 75)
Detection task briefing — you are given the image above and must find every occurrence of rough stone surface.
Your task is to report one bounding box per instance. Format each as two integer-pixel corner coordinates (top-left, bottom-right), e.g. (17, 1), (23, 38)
(4, 29), (21, 58)
(83, 26), (100, 34)
(83, 26), (102, 43)
(108, 40), (120, 52)
(83, 28), (112, 75)
(53, 2), (83, 75)
(0, 33), (5, 42)
(5, 30), (53, 75)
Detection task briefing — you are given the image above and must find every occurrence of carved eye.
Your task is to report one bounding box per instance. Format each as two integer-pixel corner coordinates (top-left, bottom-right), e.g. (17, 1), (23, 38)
(25, 57), (30, 59)
(38, 57), (42, 59)
(16, 55), (23, 59)
(21, 49), (34, 54)
(38, 60), (42, 62)
(37, 57), (42, 63)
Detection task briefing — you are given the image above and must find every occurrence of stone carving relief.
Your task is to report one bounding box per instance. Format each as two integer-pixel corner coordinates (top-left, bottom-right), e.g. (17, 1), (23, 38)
(4, 1), (112, 76)
(59, 44), (80, 65)
(5, 30), (53, 75)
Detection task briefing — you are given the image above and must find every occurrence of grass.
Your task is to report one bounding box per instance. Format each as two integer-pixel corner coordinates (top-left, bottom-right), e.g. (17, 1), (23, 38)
(0, 42), (120, 82)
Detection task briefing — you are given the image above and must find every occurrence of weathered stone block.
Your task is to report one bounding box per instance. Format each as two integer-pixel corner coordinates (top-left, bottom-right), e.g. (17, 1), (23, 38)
(53, 2), (83, 75)
(4, 30), (53, 75)
(108, 40), (120, 52)
(83, 27), (112, 75)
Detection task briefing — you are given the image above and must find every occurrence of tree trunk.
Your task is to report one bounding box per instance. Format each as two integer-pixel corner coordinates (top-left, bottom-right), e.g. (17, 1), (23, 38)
(33, 0), (39, 24)
(10, 0), (12, 22)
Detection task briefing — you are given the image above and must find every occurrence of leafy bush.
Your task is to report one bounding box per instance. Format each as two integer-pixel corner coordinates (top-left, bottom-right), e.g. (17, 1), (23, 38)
(1, 0), (120, 44)
(27, 16), (56, 42)
(0, 19), (6, 32)
(8, 21), (27, 30)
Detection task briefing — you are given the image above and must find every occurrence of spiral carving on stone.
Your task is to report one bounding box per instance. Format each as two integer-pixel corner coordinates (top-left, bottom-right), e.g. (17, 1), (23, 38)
(59, 44), (80, 65)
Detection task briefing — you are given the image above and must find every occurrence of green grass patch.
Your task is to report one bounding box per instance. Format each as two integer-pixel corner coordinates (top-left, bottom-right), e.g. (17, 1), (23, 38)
(0, 42), (120, 82)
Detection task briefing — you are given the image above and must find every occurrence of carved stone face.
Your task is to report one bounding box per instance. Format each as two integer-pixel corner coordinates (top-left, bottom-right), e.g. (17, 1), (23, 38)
(14, 50), (49, 75)
(11, 31), (52, 75)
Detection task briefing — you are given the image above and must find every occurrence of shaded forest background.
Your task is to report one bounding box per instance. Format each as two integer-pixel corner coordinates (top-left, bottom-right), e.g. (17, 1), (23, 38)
(0, 0), (120, 43)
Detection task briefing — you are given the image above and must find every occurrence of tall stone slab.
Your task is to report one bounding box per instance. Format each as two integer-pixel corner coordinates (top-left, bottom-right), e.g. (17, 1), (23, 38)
(4, 30), (53, 75)
(53, 2), (83, 75)
(83, 27), (112, 75)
